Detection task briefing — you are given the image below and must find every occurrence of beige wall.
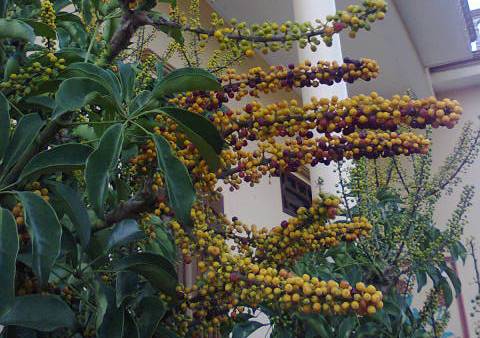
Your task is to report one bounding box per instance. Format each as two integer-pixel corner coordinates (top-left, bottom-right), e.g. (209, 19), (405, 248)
(431, 85), (480, 337)
(337, 0), (433, 99)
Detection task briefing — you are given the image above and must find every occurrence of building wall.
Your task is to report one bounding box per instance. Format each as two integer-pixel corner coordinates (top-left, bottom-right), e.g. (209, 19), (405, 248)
(336, 0), (433, 98)
(431, 85), (480, 337)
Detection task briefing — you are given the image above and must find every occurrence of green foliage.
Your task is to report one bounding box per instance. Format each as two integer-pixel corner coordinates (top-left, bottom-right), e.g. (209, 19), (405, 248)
(0, 0), (223, 336)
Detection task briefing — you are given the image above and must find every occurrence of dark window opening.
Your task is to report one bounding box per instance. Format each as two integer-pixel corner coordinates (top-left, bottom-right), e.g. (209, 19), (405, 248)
(281, 172), (312, 216)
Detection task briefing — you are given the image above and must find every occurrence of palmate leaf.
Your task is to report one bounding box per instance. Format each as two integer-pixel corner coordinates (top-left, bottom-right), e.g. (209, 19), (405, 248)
(152, 134), (195, 229)
(0, 208), (18, 317)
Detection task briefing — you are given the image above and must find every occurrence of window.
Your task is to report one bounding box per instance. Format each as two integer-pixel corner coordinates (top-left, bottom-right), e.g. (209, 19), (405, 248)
(280, 171), (312, 216)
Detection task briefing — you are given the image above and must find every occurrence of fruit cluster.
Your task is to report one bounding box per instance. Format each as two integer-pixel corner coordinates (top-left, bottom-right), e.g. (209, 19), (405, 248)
(205, 0), (387, 55)
(170, 58), (379, 115)
(156, 202), (382, 335)
(0, 53), (65, 98)
(40, 0), (56, 30)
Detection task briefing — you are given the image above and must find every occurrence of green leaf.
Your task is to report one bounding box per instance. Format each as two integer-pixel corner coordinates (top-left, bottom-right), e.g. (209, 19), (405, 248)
(136, 296), (167, 338)
(118, 62), (136, 104)
(16, 191), (61, 286)
(152, 134), (194, 229)
(0, 92), (9, 162)
(3, 53), (20, 80)
(1, 114), (44, 179)
(338, 316), (356, 338)
(415, 269), (427, 292)
(65, 62), (121, 103)
(21, 20), (56, 39)
(0, 19), (35, 42)
(123, 312), (140, 338)
(85, 123), (124, 216)
(156, 325), (181, 338)
(232, 321), (265, 338)
(152, 67), (220, 98)
(0, 295), (76, 332)
(297, 313), (330, 338)
(54, 77), (116, 118)
(157, 106), (223, 168)
(444, 266), (462, 297)
(19, 143), (92, 183)
(439, 278), (453, 307)
(102, 17), (121, 43)
(48, 182), (92, 248)
(116, 271), (139, 307)
(23, 95), (56, 110)
(129, 91), (152, 114)
(0, 208), (18, 317)
(106, 219), (145, 251)
(148, 12), (183, 45)
(112, 253), (178, 297)
(96, 283), (125, 338)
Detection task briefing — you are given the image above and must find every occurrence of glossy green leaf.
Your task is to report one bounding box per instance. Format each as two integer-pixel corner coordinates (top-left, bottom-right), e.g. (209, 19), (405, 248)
(129, 91), (152, 114)
(56, 20), (87, 48)
(439, 278), (453, 307)
(0, 19), (35, 42)
(148, 12), (183, 45)
(444, 266), (462, 297)
(106, 219), (145, 251)
(118, 63), (136, 104)
(123, 312), (140, 338)
(155, 325), (181, 338)
(103, 17), (121, 43)
(54, 77), (115, 118)
(152, 67), (220, 98)
(1, 114), (44, 178)
(415, 269), (427, 292)
(66, 62), (121, 103)
(19, 143), (92, 183)
(23, 95), (56, 110)
(85, 123), (124, 216)
(158, 106), (223, 168)
(112, 253), (178, 297)
(48, 182), (92, 248)
(232, 321), (265, 338)
(152, 134), (194, 229)
(137, 296), (167, 338)
(3, 53), (20, 80)
(21, 20), (56, 39)
(0, 92), (9, 162)
(338, 316), (356, 338)
(96, 283), (125, 338)
(17, 191), (62, 286)
(0, 295), (76, 331)
(116, 271), (139, 308)
(297, 314), (330, 338)
(0, 208), (18, 317)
